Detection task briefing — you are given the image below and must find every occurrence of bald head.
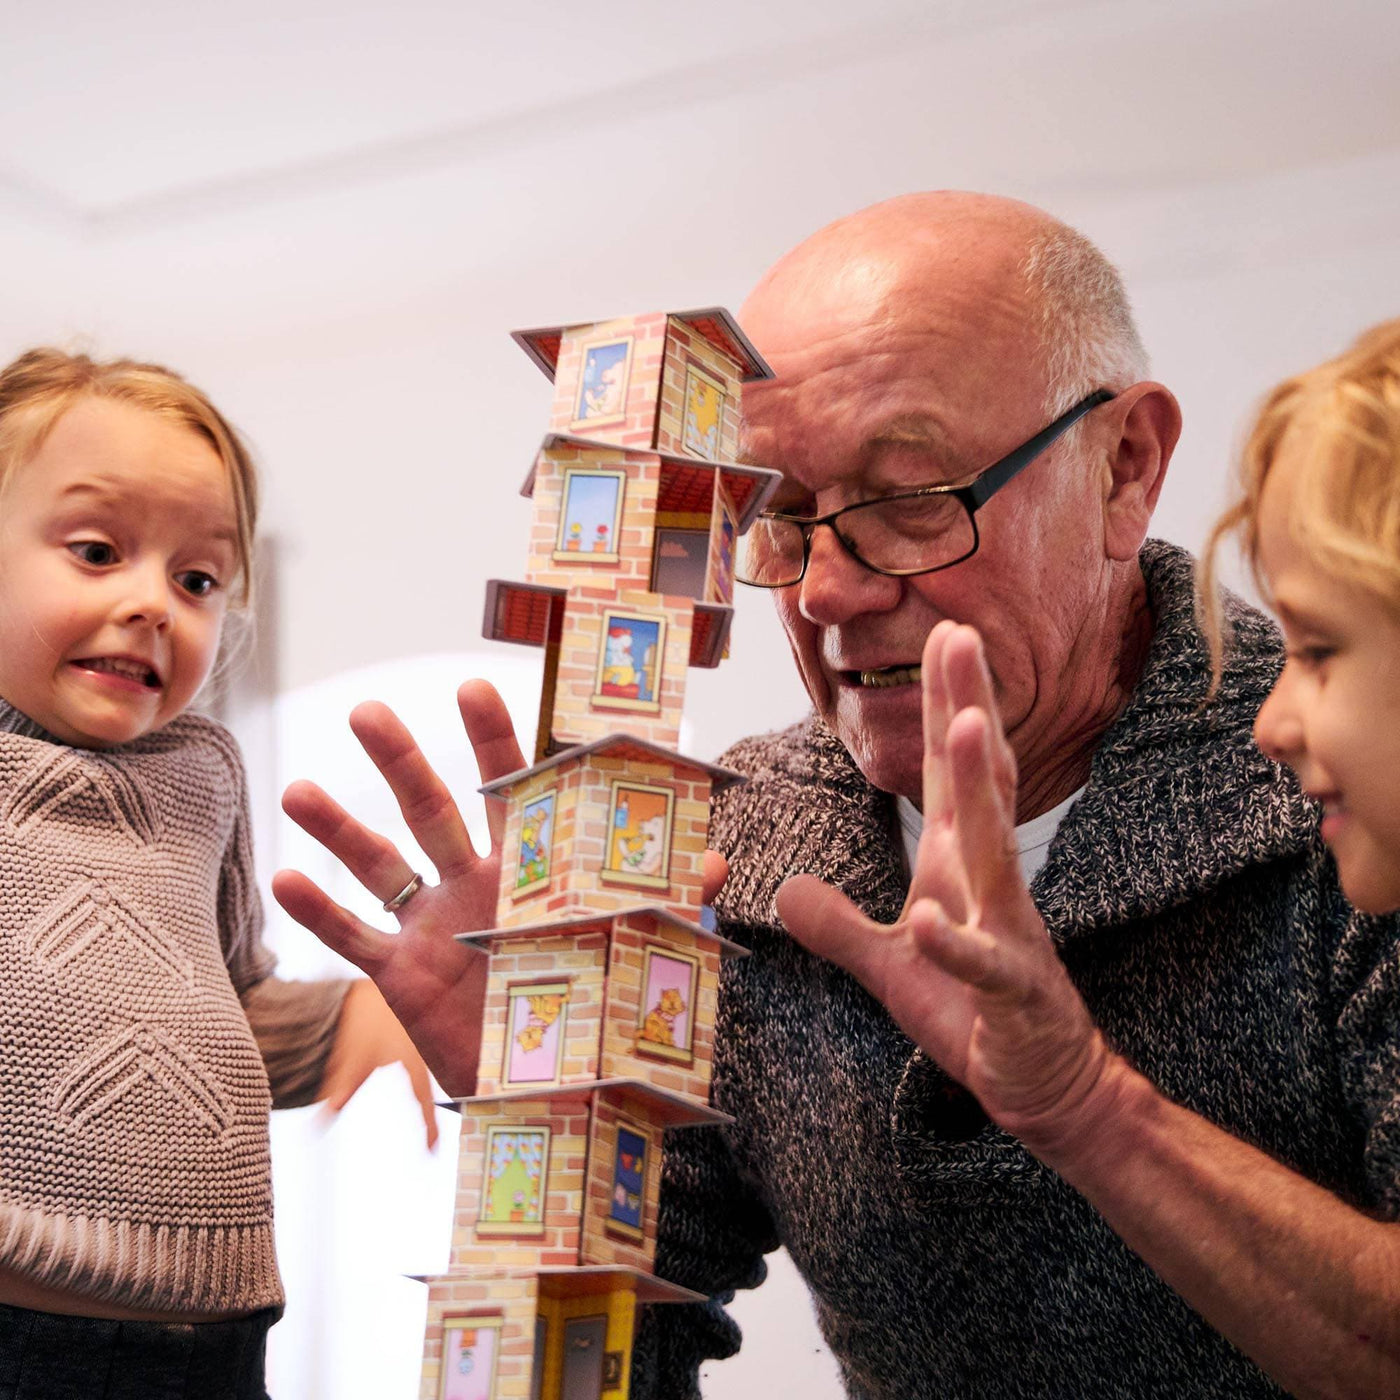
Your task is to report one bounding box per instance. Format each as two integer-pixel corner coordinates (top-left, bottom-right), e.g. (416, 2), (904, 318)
(743, 192), (1147, 422)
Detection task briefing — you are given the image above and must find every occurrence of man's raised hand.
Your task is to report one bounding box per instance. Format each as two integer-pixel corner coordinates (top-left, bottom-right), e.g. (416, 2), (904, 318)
(775, 622), (1118, 1163)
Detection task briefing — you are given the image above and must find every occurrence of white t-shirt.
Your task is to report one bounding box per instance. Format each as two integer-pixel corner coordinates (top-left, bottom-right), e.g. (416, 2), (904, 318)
(895, 786), (1084, 887)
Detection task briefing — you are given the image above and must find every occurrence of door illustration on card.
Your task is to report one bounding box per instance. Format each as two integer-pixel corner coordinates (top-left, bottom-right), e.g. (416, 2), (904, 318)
(530, 1316), (547, 1400)
(561, 1316), (607, 1400)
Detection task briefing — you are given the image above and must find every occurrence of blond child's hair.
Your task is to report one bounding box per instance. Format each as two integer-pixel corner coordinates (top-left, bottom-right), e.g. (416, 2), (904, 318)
(1199, 317), (1400, 685)
(0, 349), (259, 604)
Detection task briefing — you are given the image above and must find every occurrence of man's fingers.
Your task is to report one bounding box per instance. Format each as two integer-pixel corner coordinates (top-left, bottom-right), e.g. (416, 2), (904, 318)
(270, 868), (392, 974)
(458, 681), (527, 850)
(349, 702), (480, 880)
(281, 779), (419, 906)
(941, 627), (1016, 810)
(908, 897), (1010, 991)
(702, 850), (729, 905)
(775, 873), (888, 987)
(945, 709), (1025, 915)
(920, 621), (959, 823)
(910, 819), (971, 925)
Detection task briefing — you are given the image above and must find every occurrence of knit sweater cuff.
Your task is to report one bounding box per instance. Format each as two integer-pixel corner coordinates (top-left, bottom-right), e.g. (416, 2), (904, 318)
(0, 1199), (283, 1314)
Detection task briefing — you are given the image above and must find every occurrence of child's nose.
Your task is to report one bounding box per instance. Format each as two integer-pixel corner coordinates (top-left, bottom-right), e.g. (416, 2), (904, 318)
(1253, 684), (1303, 764)
(117, 564), (174, 628)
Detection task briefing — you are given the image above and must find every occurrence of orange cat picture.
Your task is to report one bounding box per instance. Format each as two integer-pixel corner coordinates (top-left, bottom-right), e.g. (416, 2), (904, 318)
(637, 986), (686, 1048)
(515, 992), (566, 1055)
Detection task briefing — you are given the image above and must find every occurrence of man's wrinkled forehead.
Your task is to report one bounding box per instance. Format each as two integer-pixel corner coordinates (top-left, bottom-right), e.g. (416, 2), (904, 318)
(737, 278), (1036, 475)
(741, 244), (904, 353)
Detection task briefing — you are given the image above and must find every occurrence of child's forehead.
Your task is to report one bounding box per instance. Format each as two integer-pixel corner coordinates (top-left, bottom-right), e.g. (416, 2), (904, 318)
(40, 394), (213, 460)
(15, 411), (239, 542)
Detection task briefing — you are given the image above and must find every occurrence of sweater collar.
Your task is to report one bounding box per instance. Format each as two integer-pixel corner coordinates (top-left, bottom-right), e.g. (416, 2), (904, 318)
(1033, 539), (1316, 936)
(0, 697), (61, 743)
(716, 540), (1317, 940)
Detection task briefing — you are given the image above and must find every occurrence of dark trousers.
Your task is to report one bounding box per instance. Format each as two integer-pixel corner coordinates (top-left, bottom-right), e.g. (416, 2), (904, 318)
(0, 1303), (275, 1400)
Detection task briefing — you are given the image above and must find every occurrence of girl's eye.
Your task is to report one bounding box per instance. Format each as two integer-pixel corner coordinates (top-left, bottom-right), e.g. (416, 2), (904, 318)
(175, 570), (219, 599)
(1288, 645), (1335, 670)
(68, 541), (116, 566)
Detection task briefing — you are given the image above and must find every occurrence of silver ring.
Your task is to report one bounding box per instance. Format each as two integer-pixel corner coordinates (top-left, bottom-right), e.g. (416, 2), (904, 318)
(383, 872), (424, 913)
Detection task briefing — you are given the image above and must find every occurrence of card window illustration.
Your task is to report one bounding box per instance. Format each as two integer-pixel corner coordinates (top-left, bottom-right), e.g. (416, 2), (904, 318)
(650, 527), (710, 597)
(439, 1315), (504, 1400)
(502, 981), (570, 1086)
(553, 468), (626, 563)
(477, 1127), (550, 1238)
(512, 788), (557, 898)
(600, 782), (674, 891)
(605, 1120), (649, 1241)
(634, 945), (698, 1064)
(570, 336), (634, 431)
(592, 610), (666, 713)
(680, 362), (727, 460)
(708, 484), (737, 604)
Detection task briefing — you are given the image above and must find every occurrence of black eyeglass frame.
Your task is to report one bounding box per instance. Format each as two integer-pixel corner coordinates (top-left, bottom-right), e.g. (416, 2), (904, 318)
(738, 388), (1117, 588)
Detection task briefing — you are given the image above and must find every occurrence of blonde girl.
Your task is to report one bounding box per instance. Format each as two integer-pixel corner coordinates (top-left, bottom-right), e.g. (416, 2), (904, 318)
(1202, 317), (1400, 913)
(0, 350), (428, 1400)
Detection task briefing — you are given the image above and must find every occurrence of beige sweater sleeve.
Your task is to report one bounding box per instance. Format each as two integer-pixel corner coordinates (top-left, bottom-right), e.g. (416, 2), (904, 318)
(213, 723), (353, 1109)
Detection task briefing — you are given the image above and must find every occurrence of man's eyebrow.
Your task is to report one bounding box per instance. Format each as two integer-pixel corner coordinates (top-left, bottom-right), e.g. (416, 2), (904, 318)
(735, 416), (968, 466)
(863, 414), (970, 465)
(863, 414), (951, 449)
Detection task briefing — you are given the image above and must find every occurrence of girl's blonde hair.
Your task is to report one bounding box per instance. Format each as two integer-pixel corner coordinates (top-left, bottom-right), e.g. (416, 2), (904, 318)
(0, 349), (259, 604)
(1199, 317), (1400, 684)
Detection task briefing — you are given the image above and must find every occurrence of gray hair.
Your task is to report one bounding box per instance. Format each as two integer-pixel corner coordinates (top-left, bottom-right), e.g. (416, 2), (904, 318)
(1020, 224), (1149, 434)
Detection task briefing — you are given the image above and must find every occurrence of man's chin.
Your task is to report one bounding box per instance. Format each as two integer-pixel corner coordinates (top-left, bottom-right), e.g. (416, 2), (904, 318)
(830, 693), (924, 801)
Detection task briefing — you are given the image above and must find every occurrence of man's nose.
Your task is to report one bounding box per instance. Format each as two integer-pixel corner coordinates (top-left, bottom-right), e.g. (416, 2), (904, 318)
(797, 524), (901, 625)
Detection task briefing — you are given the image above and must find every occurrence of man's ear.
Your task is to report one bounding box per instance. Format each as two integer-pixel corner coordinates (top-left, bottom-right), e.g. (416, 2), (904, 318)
(1100, 382), (1182, 561)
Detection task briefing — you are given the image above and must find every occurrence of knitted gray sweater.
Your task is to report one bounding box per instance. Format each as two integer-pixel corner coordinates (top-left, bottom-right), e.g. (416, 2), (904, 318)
(0, 702), (349, 1316)
(636, 540), (1400, 1399)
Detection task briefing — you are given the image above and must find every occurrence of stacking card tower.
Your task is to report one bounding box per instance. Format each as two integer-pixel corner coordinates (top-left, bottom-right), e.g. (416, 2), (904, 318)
(417, 309), (779, 1400)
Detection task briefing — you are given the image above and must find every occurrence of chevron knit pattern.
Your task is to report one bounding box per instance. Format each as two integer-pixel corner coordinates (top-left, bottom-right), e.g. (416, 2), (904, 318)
(0, 704), (347, 1316)
(633, 540), (1400, 1400)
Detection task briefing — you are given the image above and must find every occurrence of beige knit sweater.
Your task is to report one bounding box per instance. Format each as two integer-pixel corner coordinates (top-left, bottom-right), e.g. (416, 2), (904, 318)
(0, 700), (349, 1315)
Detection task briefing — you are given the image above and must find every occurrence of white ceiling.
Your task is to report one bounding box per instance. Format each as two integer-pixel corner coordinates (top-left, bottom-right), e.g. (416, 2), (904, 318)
(2, 0), (1397, 230)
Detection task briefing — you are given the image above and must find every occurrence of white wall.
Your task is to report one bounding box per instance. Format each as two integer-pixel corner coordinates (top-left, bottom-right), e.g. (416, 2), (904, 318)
(2, 5), (1398, 1394)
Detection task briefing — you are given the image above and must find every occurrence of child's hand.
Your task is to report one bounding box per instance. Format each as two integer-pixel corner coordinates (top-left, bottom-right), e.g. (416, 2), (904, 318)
(274, 681), (526, 1099)
(319, 979), (439, 1149)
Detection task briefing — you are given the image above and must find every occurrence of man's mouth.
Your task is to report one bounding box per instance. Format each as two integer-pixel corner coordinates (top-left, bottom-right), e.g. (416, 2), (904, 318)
(75, 657), (161, 689)
(845, 664), (922, 689)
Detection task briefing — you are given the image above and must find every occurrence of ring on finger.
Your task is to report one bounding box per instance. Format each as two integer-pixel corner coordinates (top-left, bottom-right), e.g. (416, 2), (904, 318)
(383, 872), (424, 913)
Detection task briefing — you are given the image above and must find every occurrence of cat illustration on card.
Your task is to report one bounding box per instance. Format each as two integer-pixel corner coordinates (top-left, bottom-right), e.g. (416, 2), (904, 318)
(638, 986), (686, 1048)
(515, 992), (566, 1055)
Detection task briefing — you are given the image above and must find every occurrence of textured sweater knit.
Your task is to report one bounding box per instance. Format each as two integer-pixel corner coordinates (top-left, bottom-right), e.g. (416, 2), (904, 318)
(0, 702), (349, 1316)
(635, 540), (1400, 1399)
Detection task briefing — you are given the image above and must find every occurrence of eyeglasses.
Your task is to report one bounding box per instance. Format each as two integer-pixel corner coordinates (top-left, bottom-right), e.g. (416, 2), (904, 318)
(736, 389), (1115, 588)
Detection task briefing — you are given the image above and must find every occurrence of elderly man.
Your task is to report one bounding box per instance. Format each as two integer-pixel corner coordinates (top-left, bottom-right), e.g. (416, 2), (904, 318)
(276, 194), (1400, 1399)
